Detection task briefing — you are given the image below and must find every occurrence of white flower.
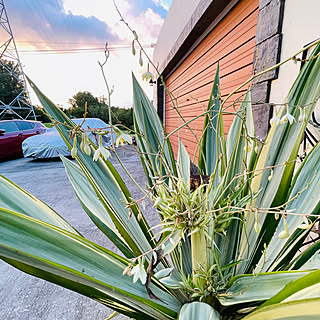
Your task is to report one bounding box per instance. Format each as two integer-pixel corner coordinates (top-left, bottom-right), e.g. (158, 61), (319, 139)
(298, 106), (303, 122)
(132, 39), (136, 56)
(131, 258), (147, 285)
(142, 71), (155, 82)
(280, 113), (295, 125)
(93, 135), (111, 161)
(71, 135), (77, 158)
(244, 144), (252, 152)
(142, 62), (155, 83)
(80, 133), (91, 156)
(270, 115), (280, 127)
(254, 210), (261, 233)
(115, 130), (132, 147)
(278, 218), (290, 239)
(297, 216), (312, 230)
(254, 220), (261, 234)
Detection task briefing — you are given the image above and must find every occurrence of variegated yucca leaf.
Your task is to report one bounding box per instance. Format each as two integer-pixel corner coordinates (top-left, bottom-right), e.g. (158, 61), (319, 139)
(0, 175), (78, 234)
(132, 73), (177, 185)
(178, 302), (221, 319)
(0, 207), (180, 320)
(237, 42), (320, 274)
(27, 77), (155, 258)
(198, 64), (226, 179)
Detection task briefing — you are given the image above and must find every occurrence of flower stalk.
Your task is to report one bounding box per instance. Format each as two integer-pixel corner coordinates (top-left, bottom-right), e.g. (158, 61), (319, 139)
(191, 228), (208, 285)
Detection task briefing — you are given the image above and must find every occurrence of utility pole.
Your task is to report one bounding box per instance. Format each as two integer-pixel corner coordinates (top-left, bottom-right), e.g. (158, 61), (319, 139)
(0, 0), (36, 120)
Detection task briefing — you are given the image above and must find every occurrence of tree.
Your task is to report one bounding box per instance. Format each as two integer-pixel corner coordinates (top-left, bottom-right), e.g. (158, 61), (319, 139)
(67, 91), (134, 130)
(0, 61), (26, 106)
(68, 91), (99, 110)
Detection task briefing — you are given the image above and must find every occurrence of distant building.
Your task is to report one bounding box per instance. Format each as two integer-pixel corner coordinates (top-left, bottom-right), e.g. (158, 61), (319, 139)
(153, 0), (320, 158)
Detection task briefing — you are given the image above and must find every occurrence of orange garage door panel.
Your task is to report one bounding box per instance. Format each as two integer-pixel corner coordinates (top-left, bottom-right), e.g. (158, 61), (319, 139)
(165, 0), (259, 159)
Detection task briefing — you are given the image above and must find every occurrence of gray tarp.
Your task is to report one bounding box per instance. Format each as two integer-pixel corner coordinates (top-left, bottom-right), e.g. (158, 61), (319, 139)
(23, 118), (114, 159)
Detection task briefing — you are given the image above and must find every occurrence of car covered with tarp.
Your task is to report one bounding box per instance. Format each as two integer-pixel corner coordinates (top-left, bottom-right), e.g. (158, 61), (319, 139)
(22, 118), (114, 159)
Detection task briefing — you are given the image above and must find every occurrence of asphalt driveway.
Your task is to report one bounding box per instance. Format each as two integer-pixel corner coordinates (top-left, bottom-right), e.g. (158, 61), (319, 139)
(0, 148), (158, 320)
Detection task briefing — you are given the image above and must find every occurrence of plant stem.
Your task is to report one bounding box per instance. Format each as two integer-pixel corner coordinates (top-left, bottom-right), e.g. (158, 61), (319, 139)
(191, 229), (208, 285)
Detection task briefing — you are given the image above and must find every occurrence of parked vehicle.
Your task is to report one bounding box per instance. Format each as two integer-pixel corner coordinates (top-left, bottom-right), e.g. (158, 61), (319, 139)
(22, 118), (114, 159)
(0, 119), (46, 160)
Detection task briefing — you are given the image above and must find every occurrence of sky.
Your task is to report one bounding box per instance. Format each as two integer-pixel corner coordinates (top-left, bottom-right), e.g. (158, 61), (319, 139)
(1, 0), (172, 108)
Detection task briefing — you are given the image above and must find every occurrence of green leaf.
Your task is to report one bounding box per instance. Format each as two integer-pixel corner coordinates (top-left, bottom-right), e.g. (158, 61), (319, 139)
(257, 141), (320, 272)
(242, 298), (320, 319)
(27, 77), (154, 257)
(105, 311), (120, 320)
(223, 90), (252, 193)
(159, 271), (184, 290)
(290, 240), (320, 270)
(0, 175), (78, 234)
(198, 64), (226, 178)
(132, 73), (177, 184)
(218, 271), (310, 306)
(0, 207), (180, 320)
(177, 139), (190, 185)
(237, 43), (320, 274)
(178, 302), (221, 319)
(261, 269), (320, 307)
(60, 156), (134, 258)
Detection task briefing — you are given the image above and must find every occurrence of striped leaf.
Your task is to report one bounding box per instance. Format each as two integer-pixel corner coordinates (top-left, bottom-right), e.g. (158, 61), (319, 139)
(0, 175), (78, 234)
(132, 73), (177, 184)
(0, 207), (180, 320)
(224, 90), (254, 193)
(60, 156), (134, 258)
(198, 64), (226, 178)
(242, 298), (320, 320)
(258, 141), (320, 272)
(260, 269), (320, 307)
(28, 77), (154, 257)
(177, 139), (190, 184)
(178, 302), (221, 320)
(237, 42), (320, 274)
(218, 271), (310, 306)
(290, 240), (320, 270)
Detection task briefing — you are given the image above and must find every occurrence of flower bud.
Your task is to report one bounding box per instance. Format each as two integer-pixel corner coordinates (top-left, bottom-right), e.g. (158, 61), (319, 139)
(132, 40), (136, 56)
(71, 135), (77, 158)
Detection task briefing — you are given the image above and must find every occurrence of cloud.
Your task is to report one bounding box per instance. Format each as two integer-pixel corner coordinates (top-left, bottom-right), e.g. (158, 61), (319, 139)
(152, 0), (172, 11)
(1, 0), (168, 108)
(4, 0), (121, 50)
(62, 0), (166, 44)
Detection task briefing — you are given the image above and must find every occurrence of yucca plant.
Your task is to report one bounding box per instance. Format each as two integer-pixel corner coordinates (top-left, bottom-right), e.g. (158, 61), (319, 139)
(1, 42), (320, 320)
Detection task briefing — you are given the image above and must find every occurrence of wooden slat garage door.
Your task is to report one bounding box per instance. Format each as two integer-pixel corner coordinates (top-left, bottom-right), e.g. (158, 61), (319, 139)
(165, 0), (259, 159)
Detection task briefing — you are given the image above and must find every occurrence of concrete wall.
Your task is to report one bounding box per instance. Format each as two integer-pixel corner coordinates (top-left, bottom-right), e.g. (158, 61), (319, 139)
(153, 0), (201, 72)
(269, 0), (320, 104)
(269, 0), (320, 156)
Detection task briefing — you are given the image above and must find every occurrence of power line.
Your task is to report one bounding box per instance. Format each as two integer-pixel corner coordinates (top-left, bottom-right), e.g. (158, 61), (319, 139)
(18, 44), (154, 55)
(16, 40), (112, 45)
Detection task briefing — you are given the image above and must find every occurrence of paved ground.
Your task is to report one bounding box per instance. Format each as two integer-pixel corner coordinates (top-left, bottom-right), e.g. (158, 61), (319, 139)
(0, 148), (159, 320)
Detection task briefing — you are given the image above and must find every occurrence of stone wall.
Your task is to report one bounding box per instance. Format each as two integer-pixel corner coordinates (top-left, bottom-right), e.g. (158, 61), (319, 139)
(251, 0), (285, 140)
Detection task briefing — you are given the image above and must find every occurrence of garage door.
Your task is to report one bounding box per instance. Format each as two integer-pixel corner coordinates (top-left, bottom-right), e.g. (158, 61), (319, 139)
(164, 0), (259, 159)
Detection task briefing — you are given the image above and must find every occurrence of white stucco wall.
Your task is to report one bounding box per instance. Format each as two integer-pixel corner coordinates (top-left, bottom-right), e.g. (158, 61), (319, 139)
(153, 0), (201, 70)
(269, 0), (320, 104)
(270, 0), (320, 155)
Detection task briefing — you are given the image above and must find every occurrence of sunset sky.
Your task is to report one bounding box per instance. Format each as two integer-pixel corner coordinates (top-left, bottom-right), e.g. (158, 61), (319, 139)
(1, 0), (172, 108)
